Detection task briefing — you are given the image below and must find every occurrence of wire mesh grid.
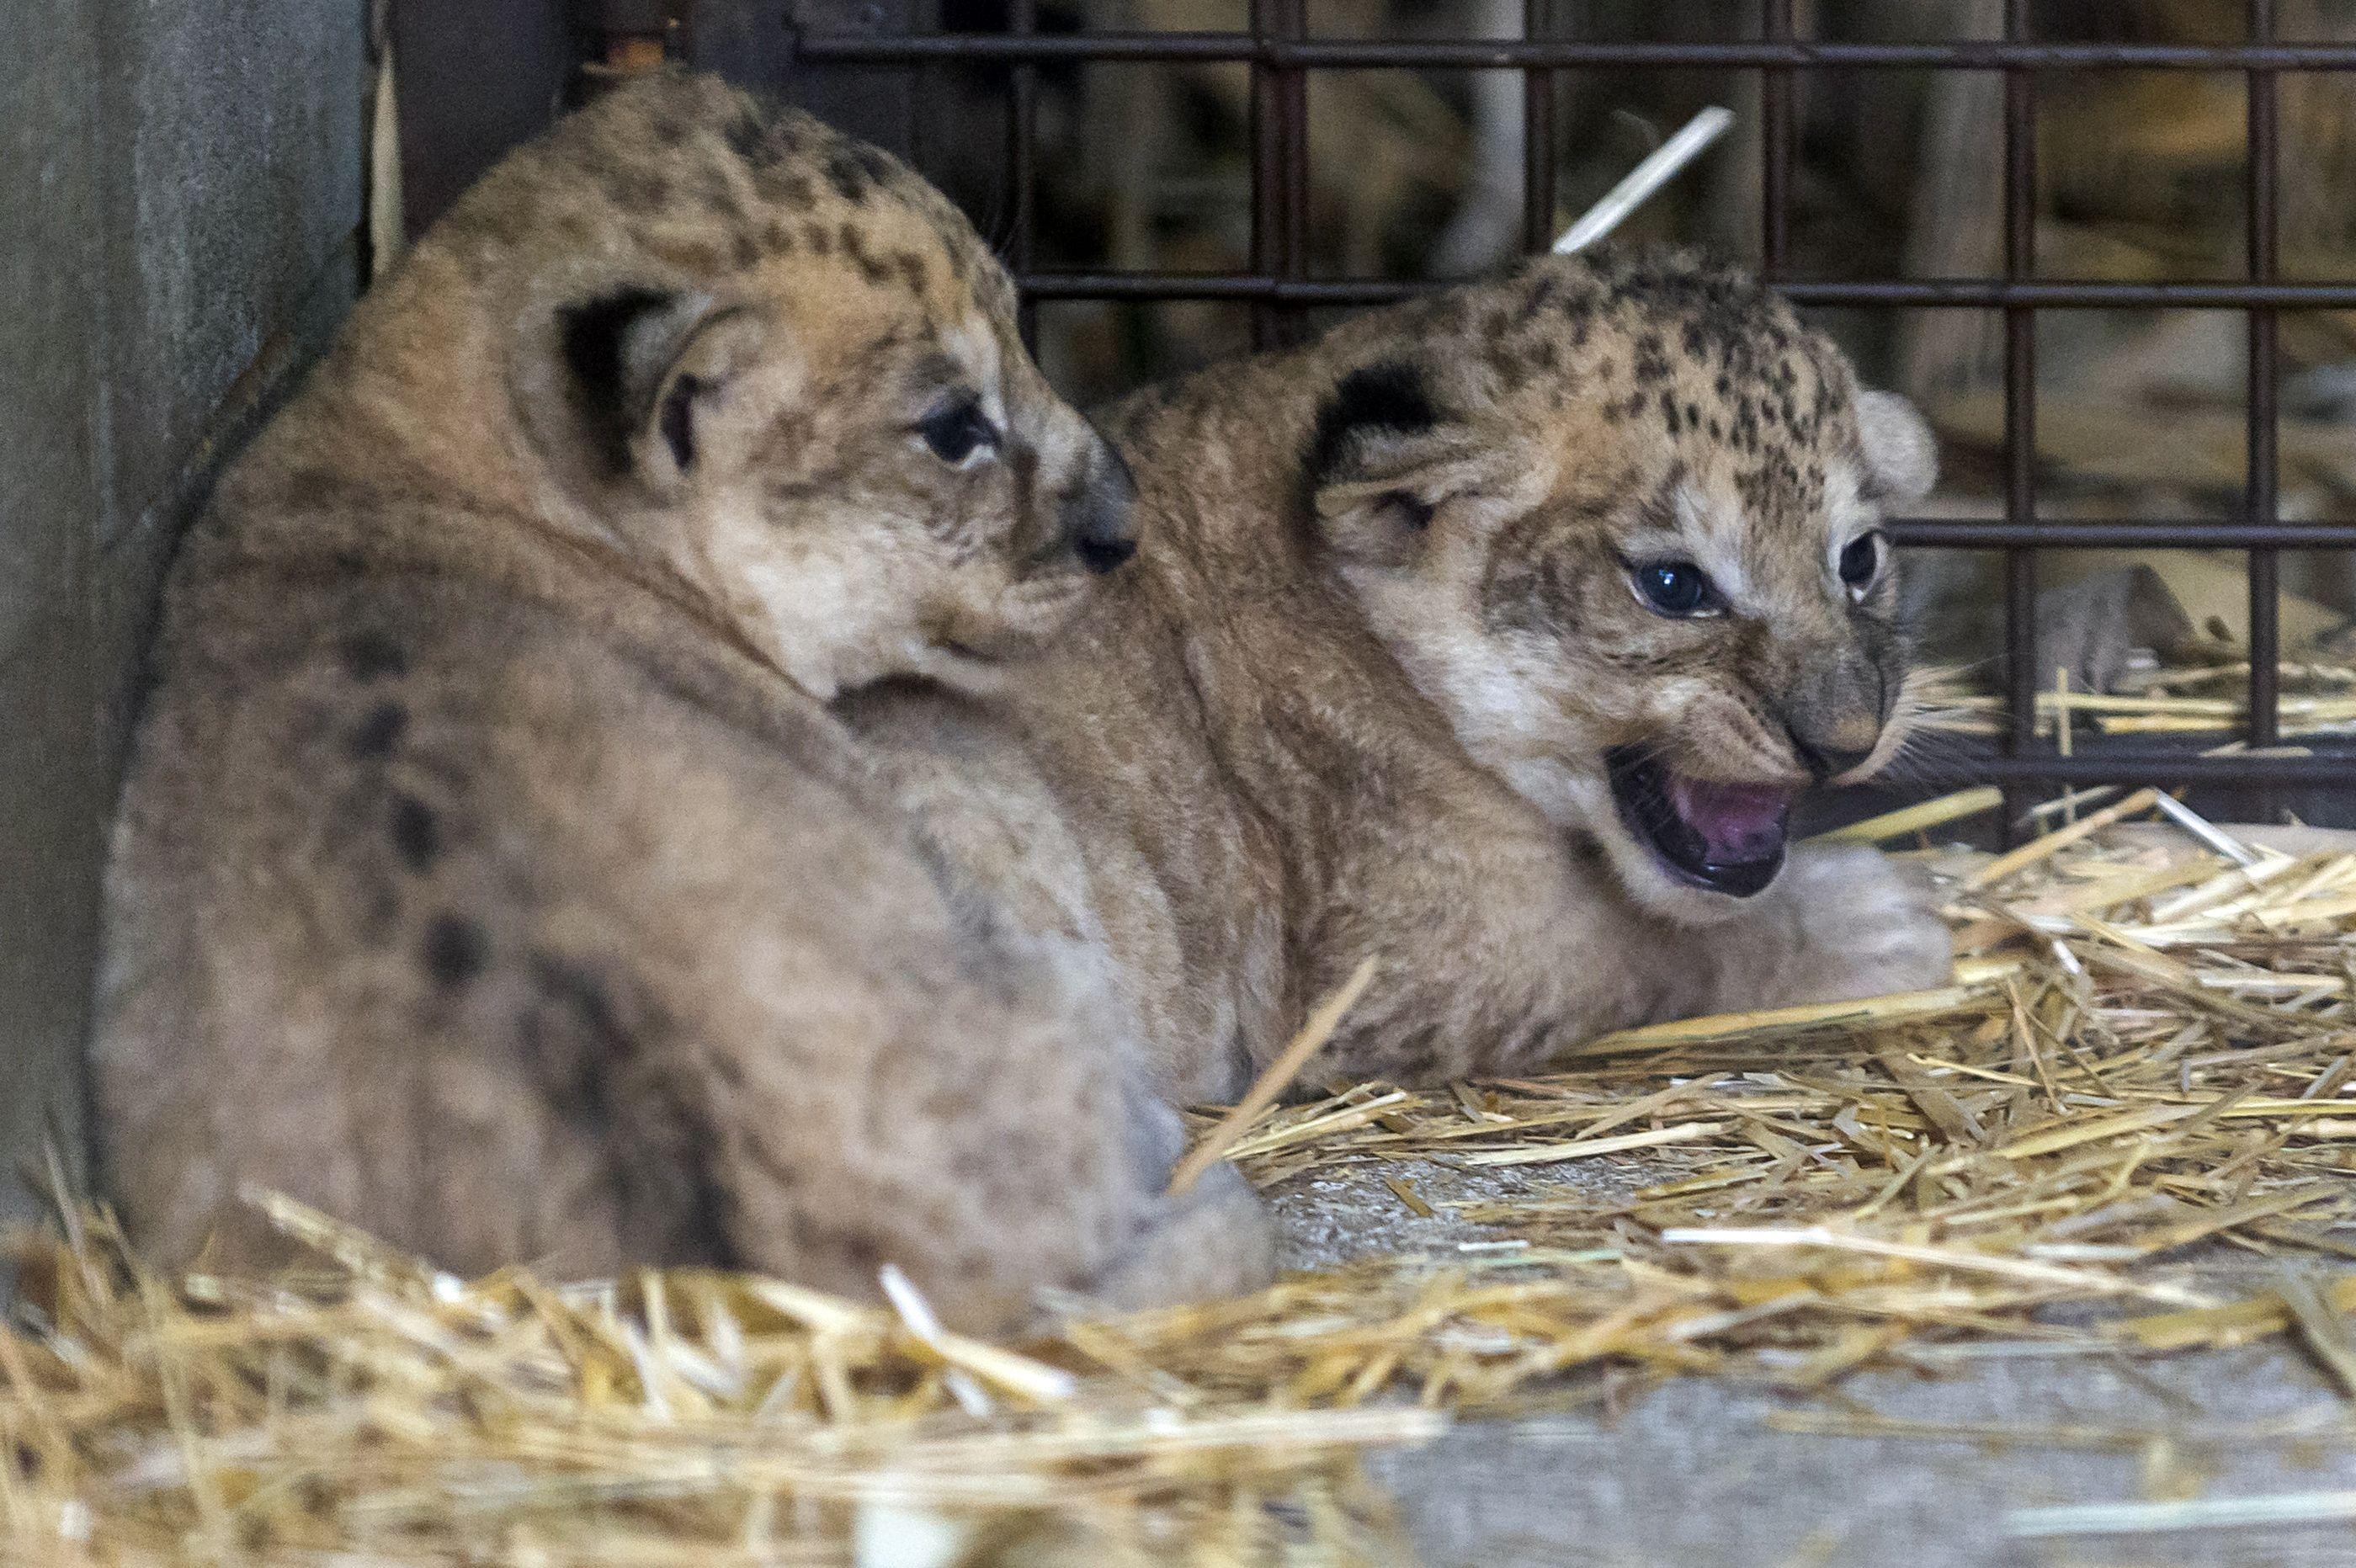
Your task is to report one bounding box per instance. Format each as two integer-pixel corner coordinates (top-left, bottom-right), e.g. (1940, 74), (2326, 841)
(784, 3), (2356, 812)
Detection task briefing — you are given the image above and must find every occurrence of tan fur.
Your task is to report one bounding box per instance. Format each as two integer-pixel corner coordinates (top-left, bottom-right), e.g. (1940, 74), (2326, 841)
(853, 251), (1954, 1101)
(92, 75), (1269, 1331)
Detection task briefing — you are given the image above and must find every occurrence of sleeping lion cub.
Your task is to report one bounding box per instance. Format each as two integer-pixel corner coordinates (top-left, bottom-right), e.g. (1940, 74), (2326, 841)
(93, 75), (1269, 1331)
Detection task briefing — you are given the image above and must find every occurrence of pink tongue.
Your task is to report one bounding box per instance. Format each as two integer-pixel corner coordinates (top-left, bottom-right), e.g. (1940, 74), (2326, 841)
(1665, 774), (1795, 864)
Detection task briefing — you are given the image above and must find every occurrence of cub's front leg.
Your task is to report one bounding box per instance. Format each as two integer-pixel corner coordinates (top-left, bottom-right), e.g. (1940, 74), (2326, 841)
(1697, 843), (1954, 1014)
(1303, 828), (1952, 1087)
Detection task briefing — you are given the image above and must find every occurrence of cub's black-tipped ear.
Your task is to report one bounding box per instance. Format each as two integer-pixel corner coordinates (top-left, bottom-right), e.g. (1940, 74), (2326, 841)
(560, 287), (690, 476)
(1306, 360), (1481, 566)
(557, 286), (771, 494)
(1306, 362), (1439, 487)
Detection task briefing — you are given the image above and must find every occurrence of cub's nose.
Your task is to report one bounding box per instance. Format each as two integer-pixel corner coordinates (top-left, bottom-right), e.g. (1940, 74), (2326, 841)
(1064, 438), (1140, 574)
(1785, 651), (1890, 782)
(1790, 731), (1878, 783)
(1785, 704), (1883, 782)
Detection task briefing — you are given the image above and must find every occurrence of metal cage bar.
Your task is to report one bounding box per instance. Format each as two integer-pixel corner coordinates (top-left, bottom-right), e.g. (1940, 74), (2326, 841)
(1760, 0), (1795, 275)
(2001, 0), (2038, 838)
(784, 11), (2356, 805)
(1247, 0), (1308, 348)
(1008, 0), (1040, 348)
(1521, 0), (1556, 255)
(1013, 273), (2356, 307)
(2248, 0), (2284, 751)
(795, 35), (2356, 71)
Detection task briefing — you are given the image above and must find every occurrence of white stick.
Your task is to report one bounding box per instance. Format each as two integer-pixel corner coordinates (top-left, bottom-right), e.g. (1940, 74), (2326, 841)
(1553, 106), (1736, 254)
(2147, 789), (2263, 868)
(2008, 1491), (2356, 1538)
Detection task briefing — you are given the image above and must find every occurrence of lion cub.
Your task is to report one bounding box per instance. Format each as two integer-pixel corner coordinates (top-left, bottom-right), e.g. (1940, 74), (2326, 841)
(992, 248), (1954, 1099)
(93, 75), (1268, 1331)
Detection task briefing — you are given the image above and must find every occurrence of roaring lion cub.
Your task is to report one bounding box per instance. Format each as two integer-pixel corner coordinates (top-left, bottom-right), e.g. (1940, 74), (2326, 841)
(93, 75), (1268, 1331)
(914, 248), (1955, 1101)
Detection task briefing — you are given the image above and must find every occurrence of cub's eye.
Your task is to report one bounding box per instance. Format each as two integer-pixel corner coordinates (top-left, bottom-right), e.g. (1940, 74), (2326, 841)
(1629, 560), (1723, 619)
(915, 396), (998, 467)
(1837, 529), (1887, 596)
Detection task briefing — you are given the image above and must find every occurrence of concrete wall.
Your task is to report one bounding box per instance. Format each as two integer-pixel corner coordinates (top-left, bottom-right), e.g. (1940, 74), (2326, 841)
(0, 2), (370, 1227)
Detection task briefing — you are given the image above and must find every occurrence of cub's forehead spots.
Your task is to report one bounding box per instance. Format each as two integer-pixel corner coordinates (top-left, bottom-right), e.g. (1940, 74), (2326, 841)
(529, 79), (1016, 322)
(815, 138), (900, 206)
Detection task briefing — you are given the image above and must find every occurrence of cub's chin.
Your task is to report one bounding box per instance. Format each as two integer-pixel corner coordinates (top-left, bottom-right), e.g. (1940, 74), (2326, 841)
(907, 579), (1094, 694)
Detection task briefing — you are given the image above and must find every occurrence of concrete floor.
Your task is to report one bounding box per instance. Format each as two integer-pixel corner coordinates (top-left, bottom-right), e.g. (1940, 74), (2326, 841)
(1268, 1161), (2356, 1568)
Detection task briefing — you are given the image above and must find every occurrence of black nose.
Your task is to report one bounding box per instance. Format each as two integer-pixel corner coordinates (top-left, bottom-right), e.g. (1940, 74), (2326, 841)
(1785, 655), (1890, 783)
(1789, 731), (1877, 784)
(1065, 439), (1140, 575)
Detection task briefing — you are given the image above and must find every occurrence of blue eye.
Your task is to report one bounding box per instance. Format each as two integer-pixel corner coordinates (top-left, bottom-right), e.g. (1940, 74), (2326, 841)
(1630, 560), (1721, 618)
(916, 396), (997, 465)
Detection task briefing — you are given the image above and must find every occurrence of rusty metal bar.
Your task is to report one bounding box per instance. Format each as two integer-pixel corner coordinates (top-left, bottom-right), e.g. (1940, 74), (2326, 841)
(1247, 0), (1303, 348)
(579, 0), (669, 66)
(2000, 0), (2038, 840)
(1941, 751), (2356, 787)
(794, 33), (2356, 70)
(1009, 0), (1040, 348)
(1760, 0), (1795, 274)
(1279, 0), (1308, 311)
(2247, 0), (2282, 751)
(1888, 517), (2356, 549)
(1522, 0), (1556, 252)
(1013, 270), (2356, 309)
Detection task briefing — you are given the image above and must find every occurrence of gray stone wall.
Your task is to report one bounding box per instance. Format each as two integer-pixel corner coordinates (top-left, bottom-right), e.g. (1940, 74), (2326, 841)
(0, 2), (370, 1228)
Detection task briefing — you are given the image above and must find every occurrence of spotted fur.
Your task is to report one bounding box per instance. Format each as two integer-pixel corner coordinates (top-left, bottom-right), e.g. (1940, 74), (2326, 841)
(1306, 251), (1937, 922)
(981, 247), (1952, 1098)
(92, 75), (1268, 1331)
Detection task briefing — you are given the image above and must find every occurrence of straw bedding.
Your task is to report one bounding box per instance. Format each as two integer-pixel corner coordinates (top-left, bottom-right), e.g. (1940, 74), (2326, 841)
(1921, 658), (2356, 743)
(8, 789), (2356, 1563)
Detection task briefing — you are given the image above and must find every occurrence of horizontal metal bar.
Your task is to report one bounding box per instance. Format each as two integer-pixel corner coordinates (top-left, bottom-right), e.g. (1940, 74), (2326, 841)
(795, 32), (2356, 71)
(1916, 749), (2356, 787)
(1890, 517), (2356, 549)
(1018, 271), (2356, 309)
(1780, 279), (2356, 308)
(1023, 271), (1398, 303)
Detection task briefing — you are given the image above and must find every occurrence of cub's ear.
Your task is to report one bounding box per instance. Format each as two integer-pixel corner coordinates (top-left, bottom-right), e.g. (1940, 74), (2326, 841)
(557, 286), (776, 496)
(1305, 360), (1485, 567)
(1854, 387), (1938, 505)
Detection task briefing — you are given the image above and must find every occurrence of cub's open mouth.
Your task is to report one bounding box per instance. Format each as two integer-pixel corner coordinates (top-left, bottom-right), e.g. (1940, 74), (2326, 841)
(1604, 747), (1795, 898)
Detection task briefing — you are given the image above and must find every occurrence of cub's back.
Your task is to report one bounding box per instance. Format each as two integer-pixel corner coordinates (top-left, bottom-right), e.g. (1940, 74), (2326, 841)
(96, 545), (990, 1274)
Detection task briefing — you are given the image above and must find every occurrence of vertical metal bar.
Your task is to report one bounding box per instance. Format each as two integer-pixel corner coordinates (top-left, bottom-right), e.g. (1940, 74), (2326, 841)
(1523, 0), (1558, 252)
(1248, 0), (1284, 347)
(1278, 0), (1310, 339)
(1009, 0), (1040, 348)
(2001, 0), (2039, 842)
(1244, 0), (1306, 346)
(2248, 0), (2282, 751)
(1760, 0), (1795, 273)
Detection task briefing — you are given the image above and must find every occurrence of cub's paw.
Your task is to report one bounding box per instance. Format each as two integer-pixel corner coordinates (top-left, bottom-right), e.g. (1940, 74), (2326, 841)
(1756, 844), (1953, 1006)
(1084, 1162), (1277, 1315)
